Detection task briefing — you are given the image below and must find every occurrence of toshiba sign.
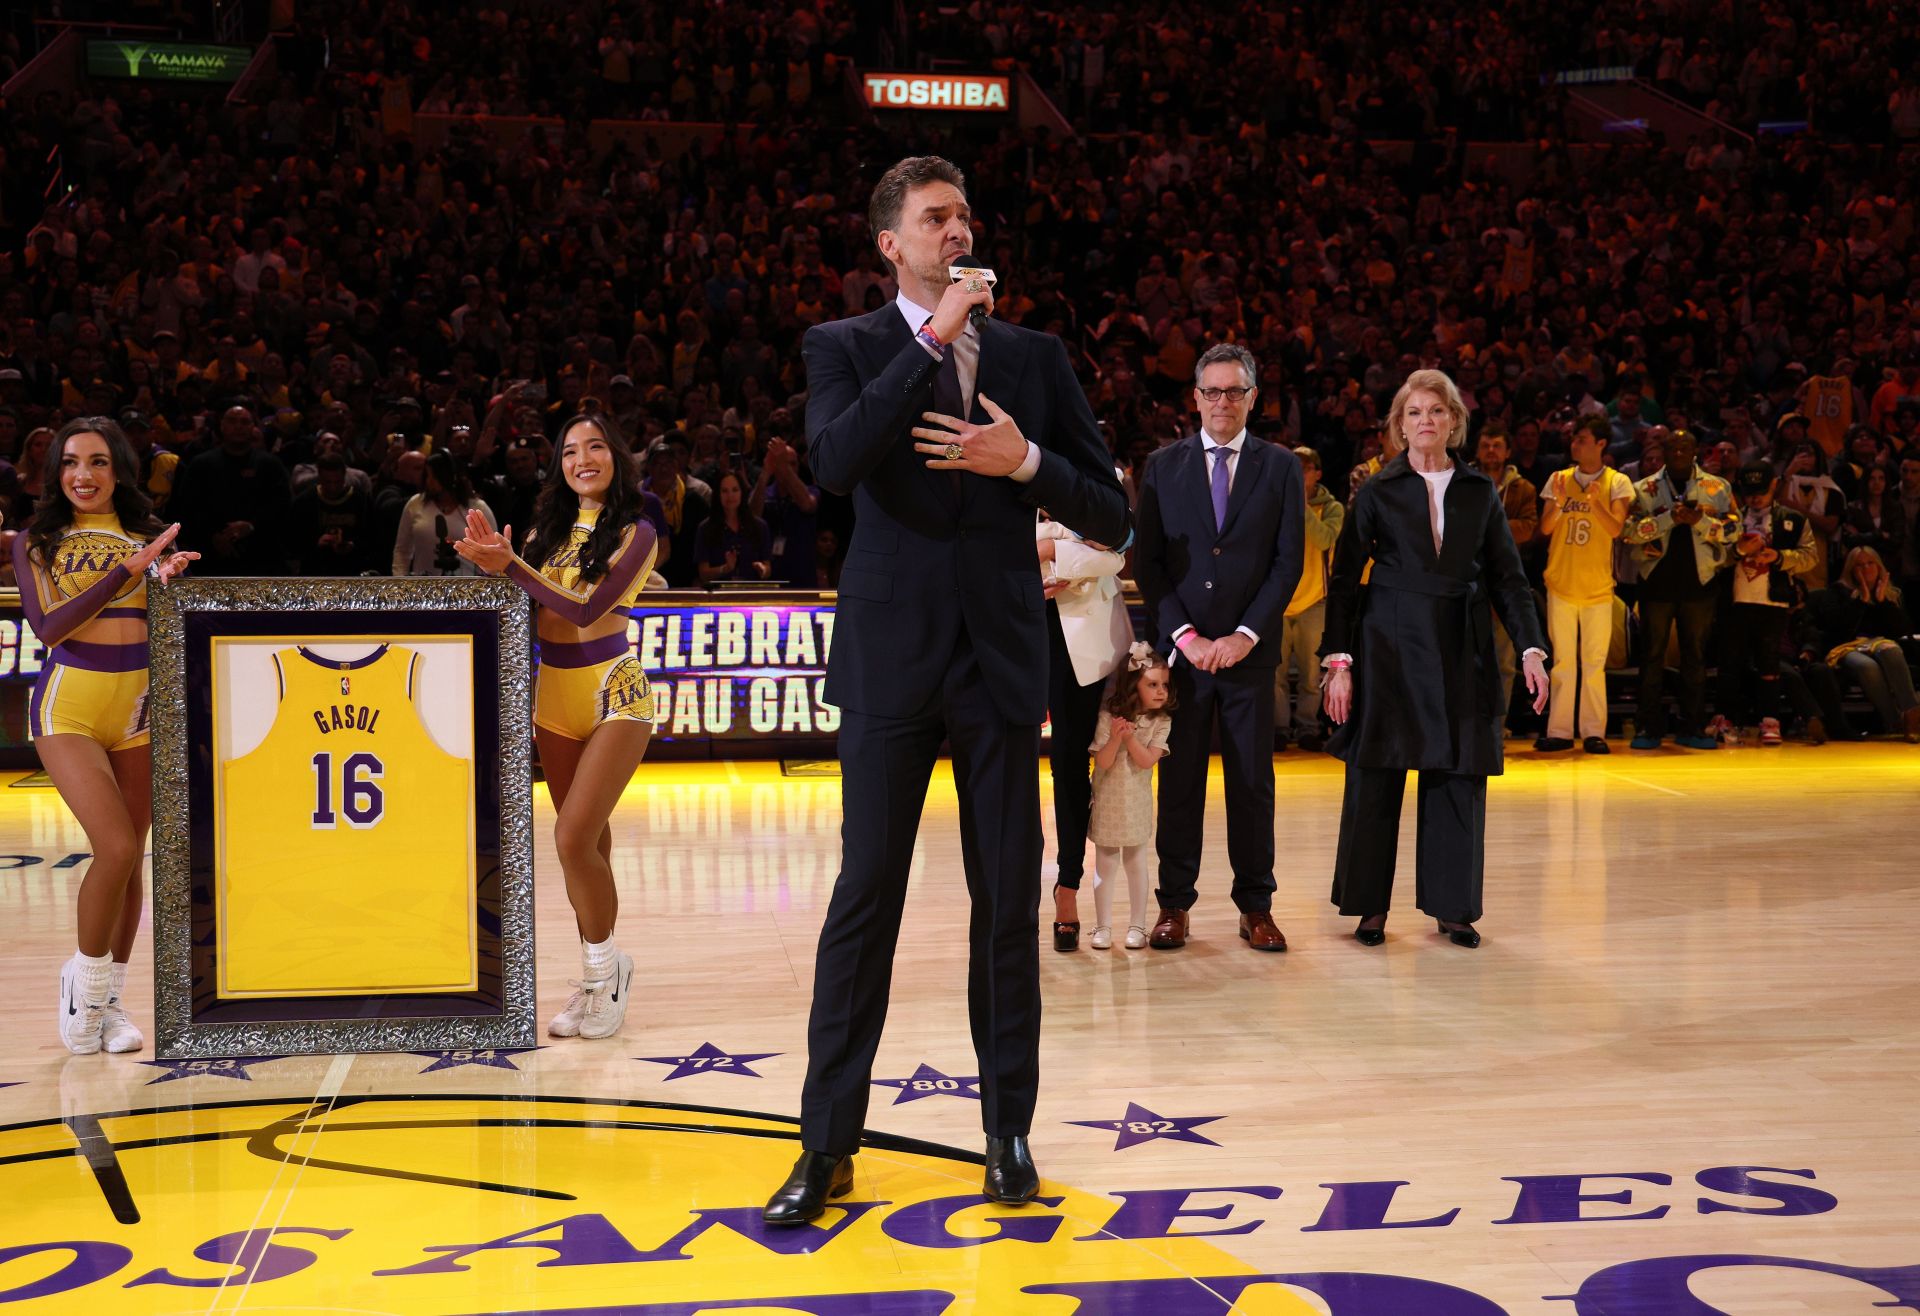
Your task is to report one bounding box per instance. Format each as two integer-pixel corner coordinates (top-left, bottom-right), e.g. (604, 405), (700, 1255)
(862, 72), (1011, 112)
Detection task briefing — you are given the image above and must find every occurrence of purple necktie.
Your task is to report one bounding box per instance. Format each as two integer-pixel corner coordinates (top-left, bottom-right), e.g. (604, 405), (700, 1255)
(1209, 444), (1231, 530)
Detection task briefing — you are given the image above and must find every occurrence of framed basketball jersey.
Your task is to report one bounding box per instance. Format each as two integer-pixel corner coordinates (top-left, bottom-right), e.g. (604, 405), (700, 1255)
(212, 639), (477, 997)
(145, 577), (536, 1059)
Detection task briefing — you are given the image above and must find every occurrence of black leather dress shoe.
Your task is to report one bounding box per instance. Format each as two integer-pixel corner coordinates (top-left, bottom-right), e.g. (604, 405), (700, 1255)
(763, 1150), (855, 1225)
(1354, 915), (1387, 946)
(983, 1135), (1039, 1204)
(1436, 920), (1482, 948)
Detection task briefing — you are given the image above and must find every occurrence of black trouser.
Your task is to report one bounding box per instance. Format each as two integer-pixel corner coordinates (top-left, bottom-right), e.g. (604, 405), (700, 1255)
(1721, 602), (1790, 723)
(1331, 765), (1487, 925)
(801, 629), (1041, 1155)
(1154, 660), (1276, 914)
(1046, 603), (1107, 889)
(1636, 595), (1716, 738)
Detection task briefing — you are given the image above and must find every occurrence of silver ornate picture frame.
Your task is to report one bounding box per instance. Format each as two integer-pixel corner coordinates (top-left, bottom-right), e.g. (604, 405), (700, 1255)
(147, 576), (536, 1058)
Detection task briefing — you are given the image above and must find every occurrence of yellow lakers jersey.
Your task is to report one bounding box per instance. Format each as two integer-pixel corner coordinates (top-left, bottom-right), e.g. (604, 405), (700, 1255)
(540, 507), (654, 609)
(1803, 375), (1853, 458)
(46, 513), (147, 609)
(217, 644), (475, 997)
(1544, 467), (1635, 606)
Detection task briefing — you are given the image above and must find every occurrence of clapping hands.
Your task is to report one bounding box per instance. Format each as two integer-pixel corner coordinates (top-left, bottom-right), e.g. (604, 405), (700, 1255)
(451, 508), (513, 574)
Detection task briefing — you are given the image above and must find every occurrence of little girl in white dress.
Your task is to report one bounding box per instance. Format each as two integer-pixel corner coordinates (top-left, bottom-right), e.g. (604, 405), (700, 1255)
(1085, 642), (1173, 949)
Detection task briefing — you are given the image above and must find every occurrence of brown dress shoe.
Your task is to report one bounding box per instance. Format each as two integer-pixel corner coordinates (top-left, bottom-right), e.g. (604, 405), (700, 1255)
(1238, 911), (1288, 951)
(1148, 908), (1189, 949)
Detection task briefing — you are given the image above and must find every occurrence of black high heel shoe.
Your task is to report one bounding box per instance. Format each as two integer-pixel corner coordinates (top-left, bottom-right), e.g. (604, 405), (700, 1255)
(1354, 914), (1387, 947)
(1052, 883), (1080, 952)
(1436, 919), (1481, 948)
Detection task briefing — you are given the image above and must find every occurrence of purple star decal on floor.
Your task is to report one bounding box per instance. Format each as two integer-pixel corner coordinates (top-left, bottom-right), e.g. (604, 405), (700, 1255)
(412, 1047), (543, 1074)
(137, 1056), (286, 1086)
(636, 1041), (780, 1081)
(1068, 1101), (1224, 1150)
(0, 1081), (20, 1092)
(872, 1063), (982, 1104)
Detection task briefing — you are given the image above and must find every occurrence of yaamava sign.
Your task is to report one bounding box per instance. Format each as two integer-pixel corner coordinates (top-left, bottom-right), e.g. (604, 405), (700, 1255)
(86, 40), (252, 83)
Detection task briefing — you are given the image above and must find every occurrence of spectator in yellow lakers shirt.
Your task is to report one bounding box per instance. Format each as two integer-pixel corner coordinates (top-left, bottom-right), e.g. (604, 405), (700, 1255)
(1534, 417), (1634, 753)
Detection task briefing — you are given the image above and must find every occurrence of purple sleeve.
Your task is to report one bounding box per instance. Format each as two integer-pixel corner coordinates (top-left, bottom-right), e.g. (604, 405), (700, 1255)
(505, 522), (657, 626)
(12, 532), (136, 648)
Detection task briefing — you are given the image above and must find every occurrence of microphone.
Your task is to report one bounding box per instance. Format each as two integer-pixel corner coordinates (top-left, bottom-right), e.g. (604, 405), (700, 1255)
(949, 263), (999, 333)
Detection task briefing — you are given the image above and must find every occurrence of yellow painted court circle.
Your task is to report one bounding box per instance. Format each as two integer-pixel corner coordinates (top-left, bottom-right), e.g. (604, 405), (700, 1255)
(0, 1093), (1314, 1313)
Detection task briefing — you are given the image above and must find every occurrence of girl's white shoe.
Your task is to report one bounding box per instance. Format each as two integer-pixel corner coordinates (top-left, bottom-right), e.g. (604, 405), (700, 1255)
(1124, 926), (1149, 949)
(1088, 926), (1113, 950)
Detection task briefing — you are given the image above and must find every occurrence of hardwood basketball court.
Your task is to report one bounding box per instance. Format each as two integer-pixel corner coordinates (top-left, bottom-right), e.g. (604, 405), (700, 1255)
(1, 745), (1915, 1313)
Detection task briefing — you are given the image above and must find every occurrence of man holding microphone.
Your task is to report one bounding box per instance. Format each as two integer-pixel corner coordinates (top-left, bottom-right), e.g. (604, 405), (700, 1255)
(763, 156), (1129, 1224)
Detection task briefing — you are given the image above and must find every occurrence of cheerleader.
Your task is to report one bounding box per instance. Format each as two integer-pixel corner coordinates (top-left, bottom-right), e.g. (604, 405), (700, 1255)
(14, 418), (198, 1054)
(455, 414), (659, 1040)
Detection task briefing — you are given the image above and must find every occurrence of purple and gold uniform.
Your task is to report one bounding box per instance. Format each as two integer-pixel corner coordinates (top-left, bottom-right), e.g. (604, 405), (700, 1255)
(13, 513), (152, 750)
(507, 507), (659, 742)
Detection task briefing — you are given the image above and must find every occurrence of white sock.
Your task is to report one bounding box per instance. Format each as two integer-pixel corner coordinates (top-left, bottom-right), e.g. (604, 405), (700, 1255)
(111, 962), (128, 1005)
(75, 951), (113, 1007)
(582, 935), (617, 984)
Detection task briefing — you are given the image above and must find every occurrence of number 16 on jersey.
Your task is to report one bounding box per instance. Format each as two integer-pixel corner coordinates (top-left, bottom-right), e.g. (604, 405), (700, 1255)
(312, 751), (386, 828)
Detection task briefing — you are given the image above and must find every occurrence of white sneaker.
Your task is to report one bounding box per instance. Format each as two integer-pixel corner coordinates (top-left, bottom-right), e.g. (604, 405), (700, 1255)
(577, 950), (635, 1040)
(548, 981), (591, 1038)
(1088, 925), (1112, 950)
(1760, 717), (1782, 746)
(1124, 926), (1149, 949)
(58, 957), (105, 1055)
(100, 1000), (144, 1053)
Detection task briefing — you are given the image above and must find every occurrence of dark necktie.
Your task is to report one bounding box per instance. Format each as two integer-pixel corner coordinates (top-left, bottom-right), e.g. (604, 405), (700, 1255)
(933, 340), (964, 499)
(1208, 444), (1232, 530)
(933, 340), (963, 418)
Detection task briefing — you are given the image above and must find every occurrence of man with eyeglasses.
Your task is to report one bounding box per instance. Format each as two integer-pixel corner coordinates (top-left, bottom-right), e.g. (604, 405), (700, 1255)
(1135, 343), (1306, 952)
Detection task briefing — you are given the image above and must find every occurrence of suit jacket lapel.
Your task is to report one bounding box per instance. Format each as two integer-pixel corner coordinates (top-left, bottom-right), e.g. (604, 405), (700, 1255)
(971, 318), (1018, 425)
(1220, 438), (1265, 535)
(856, 306), (957, 513)
(1436, 462), (1482, 572)
(1378, 457), (1439, 567)
(856, 304), (912, 374)
(957, 319), (1021, 513)
(1184, 434), (1218, 541)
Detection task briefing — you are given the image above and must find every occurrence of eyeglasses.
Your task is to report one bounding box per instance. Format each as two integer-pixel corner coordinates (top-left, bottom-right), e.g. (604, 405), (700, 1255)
(1197, 387), (1253, 403)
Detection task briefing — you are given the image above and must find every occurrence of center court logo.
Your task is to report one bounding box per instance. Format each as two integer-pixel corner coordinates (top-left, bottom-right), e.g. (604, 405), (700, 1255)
(3, 1096), (1915, 1312)
(0, 1094), (1308, 1314)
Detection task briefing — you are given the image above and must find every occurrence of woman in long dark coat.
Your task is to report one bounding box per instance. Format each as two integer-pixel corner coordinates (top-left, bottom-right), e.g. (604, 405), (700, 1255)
(1320, 370), (1549, 948)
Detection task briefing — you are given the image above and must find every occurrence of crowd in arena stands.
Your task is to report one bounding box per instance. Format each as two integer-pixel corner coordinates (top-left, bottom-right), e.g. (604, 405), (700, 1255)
(2, 0), (1918, 746)
(935, 0), (1920, 141)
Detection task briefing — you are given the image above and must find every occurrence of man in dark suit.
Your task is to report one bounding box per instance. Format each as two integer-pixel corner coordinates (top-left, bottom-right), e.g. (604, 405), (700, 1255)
(764, 156), (1130, 1224)
(1134, 344), (1305, 951)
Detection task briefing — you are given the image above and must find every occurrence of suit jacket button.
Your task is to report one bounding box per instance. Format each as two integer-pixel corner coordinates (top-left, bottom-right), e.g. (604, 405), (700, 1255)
(1205, 580), (1214, 590)
(1212, 547), (1222, 556)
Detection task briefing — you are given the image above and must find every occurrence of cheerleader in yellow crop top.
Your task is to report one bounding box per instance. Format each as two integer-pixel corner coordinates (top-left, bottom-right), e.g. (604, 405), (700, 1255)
(14, 418), (198, 1056)
(456, 414), (659, 1042)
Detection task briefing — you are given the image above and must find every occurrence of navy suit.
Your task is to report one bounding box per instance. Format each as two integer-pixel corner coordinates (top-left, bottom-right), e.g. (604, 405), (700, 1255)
(799, 304), (1128, 1155)
(1134, 433), (1305, 915)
